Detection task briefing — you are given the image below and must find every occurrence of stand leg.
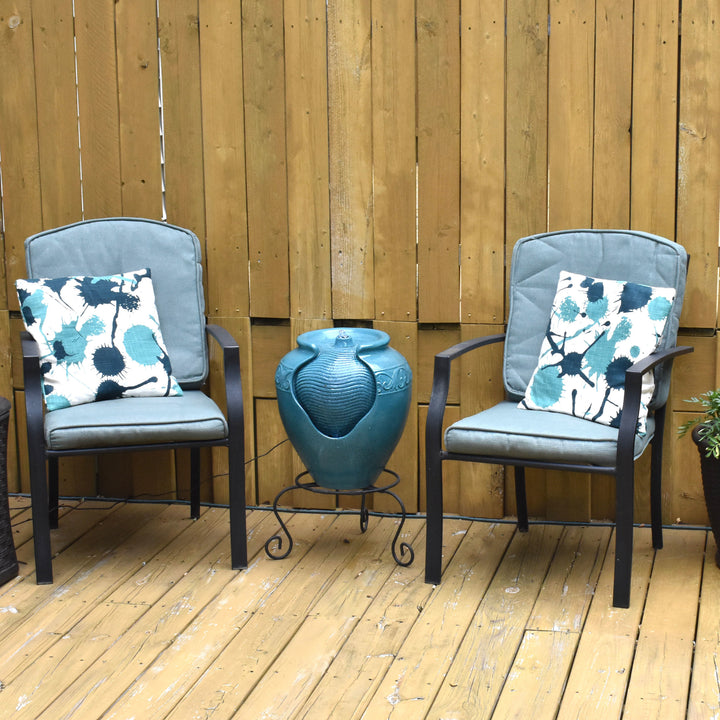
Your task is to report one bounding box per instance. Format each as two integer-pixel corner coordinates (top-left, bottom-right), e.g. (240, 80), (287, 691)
(360, 494), (369, 533)
(265, 485), (297, 560)
(380, 489), (414, 567)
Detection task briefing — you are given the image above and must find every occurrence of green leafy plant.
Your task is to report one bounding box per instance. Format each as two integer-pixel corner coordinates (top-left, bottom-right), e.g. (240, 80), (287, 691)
(678, 389), (720, 458)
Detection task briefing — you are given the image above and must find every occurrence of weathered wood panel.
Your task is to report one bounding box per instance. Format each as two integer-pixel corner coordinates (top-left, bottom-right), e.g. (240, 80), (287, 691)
(0, 1), (717, 525)
(417, 0), (461, 323)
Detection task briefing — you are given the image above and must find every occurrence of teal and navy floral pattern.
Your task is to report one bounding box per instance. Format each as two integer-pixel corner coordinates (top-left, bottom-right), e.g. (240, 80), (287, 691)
(519, 270), (675, 434)
(17, 269), (182, 411)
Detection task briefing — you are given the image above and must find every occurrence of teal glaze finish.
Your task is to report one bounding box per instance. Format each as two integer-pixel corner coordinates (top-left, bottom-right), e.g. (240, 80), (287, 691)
(275, 328), (412, 489)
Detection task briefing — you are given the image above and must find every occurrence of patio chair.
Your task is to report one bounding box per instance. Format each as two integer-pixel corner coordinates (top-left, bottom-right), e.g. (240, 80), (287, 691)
(425, 229), (692, 608)
(17, 217), (247, 584)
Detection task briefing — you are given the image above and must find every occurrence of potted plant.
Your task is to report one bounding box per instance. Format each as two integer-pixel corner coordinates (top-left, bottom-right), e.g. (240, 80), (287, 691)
(678, 389), (720, 567)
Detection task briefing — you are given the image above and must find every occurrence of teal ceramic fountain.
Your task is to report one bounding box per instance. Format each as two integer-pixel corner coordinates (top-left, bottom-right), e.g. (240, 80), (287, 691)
(275, 328), (412, 490)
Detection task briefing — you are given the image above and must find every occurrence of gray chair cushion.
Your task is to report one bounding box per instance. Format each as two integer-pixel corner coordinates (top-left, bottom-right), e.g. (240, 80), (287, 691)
(444, 401), (654, 466)
(504, 230), (688, 406)
(44, 391), (227, 450)
(24, 218), (208, 388)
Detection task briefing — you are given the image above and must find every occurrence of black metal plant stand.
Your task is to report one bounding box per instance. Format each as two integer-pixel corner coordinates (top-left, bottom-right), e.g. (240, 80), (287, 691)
(264, 469), (414, 567)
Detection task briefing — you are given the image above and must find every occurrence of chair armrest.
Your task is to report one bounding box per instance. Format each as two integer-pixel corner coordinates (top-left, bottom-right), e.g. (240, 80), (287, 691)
(617, 344), (694, 455)
(205, 324), (244, 438)
(426, 333), (506, 454)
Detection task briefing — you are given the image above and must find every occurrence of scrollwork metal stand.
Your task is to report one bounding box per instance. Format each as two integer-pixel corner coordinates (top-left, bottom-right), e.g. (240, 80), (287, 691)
(264, 469), (414, 567)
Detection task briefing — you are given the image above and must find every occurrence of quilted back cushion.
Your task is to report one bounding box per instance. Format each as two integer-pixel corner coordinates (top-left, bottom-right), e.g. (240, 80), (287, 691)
(24, 218), (208, 388)
(505, 229), (688, 406)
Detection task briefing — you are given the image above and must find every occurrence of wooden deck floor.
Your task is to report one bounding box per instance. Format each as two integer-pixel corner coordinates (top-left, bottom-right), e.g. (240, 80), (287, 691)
(2, 496), (719, 719)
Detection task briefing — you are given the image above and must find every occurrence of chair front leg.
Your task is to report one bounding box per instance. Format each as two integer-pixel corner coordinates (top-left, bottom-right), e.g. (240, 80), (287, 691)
(650, 405), (666, 550)
(425, 450), (444, 585)
(613, 460), (635, 609)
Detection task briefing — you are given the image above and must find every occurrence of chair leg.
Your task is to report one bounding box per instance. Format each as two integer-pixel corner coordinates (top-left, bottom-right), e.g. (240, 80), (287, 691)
(30, 452), (53, 584)
(515, 466), (529, 532)
(613, 466), (635, 609)
(49, 456), (59, 529)
(228, 437), (248, 570)
(650, 406), (666, 550)
(425, 451), (444, 585)
(190, 448), (201, 520)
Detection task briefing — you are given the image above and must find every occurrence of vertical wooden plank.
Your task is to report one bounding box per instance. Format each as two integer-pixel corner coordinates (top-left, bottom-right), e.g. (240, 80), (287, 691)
(254, 397), (294, 507)
(242, 0), (290, 319)
(547, 0), (595, 230)
(374, 321), (418, 513)
(545, 3), (595, 520)
(115, 0), (163, 219)
(668, 334), (716, 526)
(328, 0), (374, 320)
(73, 0), (123, 218)
(199, 0), (250, 317)
(417, 0), (461, 323)
(371, 0), (416, 322)
(31, 0), (83, 229)
(458, 324), (505, 518)
(284, 0), (332, 320)
(630, 1), (679, 240)
(506, 0), (548, 252)
(592, 0), (633, 228)
(159, 0), (206, 238)
(676, 0), (719, 329)
(416, 325), (462, 405)
(209, 316), (255, 506)
(460, 0), (505, 325)
(0, 3), (42, 302)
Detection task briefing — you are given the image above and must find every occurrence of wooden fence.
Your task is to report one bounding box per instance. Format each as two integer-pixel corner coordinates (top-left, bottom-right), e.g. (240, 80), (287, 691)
(0, 0), (718, 525)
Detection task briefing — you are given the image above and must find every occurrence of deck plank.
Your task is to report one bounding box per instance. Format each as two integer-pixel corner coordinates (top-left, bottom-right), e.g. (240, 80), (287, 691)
(100, 513), (400, 719)
(622, 530), (706, 720)
(688, 535), (720, 720)
(292, 521), (469, 720)
(169, 516), (425, 719)
(361, 522), (550, 719)
(428, 524), (562, 720)
(33, 512), (329, 719)
(3, 498), (718, 720)
(556, 528), (655, 720)
(5, 508), (266, 719)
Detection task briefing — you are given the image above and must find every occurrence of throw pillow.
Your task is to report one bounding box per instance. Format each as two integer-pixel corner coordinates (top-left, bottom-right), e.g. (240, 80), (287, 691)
(519, 270), (675, 434)
(17, 268), (183, 411)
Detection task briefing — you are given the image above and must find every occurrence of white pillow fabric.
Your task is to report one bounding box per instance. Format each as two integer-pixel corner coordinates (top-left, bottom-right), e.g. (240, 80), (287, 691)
(17, 268), (183, 411)
(519, 270), (675, 434)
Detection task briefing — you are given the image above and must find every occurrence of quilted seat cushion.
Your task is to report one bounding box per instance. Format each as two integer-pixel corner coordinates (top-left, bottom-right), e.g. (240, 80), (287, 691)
(44, 391), (227, 450)
(444, 401), (653, 466)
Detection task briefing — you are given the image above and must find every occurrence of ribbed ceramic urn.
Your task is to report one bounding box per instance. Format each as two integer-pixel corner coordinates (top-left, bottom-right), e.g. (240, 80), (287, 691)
(275, 328), (412, 490)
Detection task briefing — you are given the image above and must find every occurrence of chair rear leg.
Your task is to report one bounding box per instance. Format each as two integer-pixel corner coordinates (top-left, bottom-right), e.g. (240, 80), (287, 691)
(49, 456), (59, 529)
(650, 406), (666, 550)
(425, 451), (444, 585)
(515, 466), (529, 532)
(190, 447), (201, 520)
(30, 452), (53, 584)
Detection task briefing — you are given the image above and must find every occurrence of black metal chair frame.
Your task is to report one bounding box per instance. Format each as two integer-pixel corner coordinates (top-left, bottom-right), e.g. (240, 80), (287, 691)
(424, 333), (692, 608)
(22, 323), (247, 585)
